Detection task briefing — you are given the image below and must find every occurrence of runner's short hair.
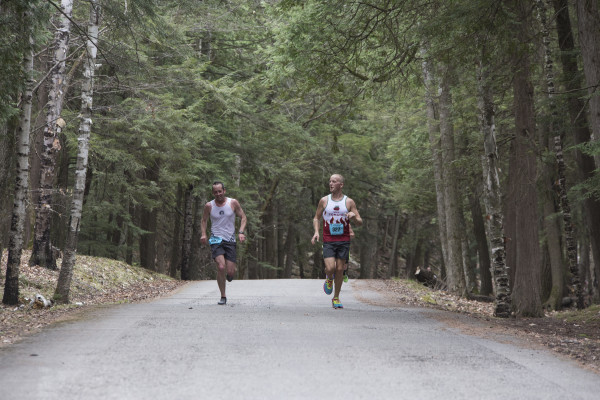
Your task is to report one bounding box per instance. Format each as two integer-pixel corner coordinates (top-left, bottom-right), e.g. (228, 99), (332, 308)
(212, 181), (225, 191)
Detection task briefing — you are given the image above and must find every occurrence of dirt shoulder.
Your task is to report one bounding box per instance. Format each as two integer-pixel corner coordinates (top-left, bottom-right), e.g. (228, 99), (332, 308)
(1, 252), (188, 348)
(356, 279), (600, 374)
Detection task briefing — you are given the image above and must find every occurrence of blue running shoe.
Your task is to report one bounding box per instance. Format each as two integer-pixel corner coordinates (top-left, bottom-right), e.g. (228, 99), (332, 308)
(332, 297), (343, 309)
(323, 278), (333, 295)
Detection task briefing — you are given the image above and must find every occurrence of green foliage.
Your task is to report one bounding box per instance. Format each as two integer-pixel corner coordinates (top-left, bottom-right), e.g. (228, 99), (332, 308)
(7, 0), (594, 300)
(0, 0), (50, 124)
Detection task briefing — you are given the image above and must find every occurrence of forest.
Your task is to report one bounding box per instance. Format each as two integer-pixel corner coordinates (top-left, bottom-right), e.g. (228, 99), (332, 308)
(1, 0), (600, 318)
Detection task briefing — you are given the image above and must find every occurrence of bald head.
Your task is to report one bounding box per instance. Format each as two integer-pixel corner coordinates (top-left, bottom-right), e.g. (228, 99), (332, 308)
(330, 174), (344, 183)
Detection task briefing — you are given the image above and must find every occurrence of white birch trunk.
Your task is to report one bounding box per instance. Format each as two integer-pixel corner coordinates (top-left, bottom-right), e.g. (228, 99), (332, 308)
(477, 49), (512, 317)
(55, 0), (99, 303)
(2, 12), (35, 305)
(537, 0), (584, 309)
(30, 0), (73, 270)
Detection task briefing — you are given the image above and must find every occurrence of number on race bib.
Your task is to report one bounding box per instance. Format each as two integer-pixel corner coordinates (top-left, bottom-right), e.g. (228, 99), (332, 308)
(209, 236), (223, 245)
(329, 223), (344, 235)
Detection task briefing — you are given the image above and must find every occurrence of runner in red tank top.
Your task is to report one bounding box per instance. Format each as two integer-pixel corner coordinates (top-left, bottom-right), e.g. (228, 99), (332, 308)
(311, 174), (362, 308)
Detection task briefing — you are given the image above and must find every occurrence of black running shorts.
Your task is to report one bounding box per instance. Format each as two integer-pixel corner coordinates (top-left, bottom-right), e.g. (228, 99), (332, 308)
(210, 240), (237, 263)
(323, 241), (350, 261)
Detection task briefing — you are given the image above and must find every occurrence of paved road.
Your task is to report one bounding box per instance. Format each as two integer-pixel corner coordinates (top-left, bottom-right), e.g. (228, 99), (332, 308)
(1, 279), (599, 399)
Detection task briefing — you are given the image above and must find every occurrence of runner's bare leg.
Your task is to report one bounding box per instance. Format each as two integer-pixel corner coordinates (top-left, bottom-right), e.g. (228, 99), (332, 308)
(215, 254), (227, 297)
(333, 258), (345, 298)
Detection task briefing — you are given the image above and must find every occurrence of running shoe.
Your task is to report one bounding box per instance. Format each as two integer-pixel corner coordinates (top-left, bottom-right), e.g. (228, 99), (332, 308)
(218, 297), (227, 305)
(226, 274), (233, 282)
(323, 278), (333, 295)
(343, 270), (348, 283)
(332, 297), (343, 309)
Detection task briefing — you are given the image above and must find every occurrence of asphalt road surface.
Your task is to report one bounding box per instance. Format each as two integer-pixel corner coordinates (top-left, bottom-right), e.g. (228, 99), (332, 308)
(1, 279), (599, 399)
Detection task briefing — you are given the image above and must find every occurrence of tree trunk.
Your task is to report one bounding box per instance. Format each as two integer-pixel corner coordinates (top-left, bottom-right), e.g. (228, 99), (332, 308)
(3, 12), (35, 305)
(296, 235), (306, 279)
(387, 211), (402, 279)
(126, 202), (135, 265)
(139, 204), (158, 271)
(359, 197), (378, 279)
(312, 246), (323, 279)
(283, 221), (295, 278)
(139, 160), (159, 271)
(191, 195), (207, 279)
(55, 0), (100, 304)
(421, 53), (449, 276)
(277, 208), (285, 278)
(461, 223), (477, 294)
(555, 138), (585, 308)
(263, 201), (276, 277)
(555, 0), (600, 301)
(170, 184), (183, 278)
(27, 50), (50, 250)
(29, 0), (73, 270)
(535, 0), (569, 310)
(468, 193), (493, 296)
(180, 184), (194, 280)
(0, 123), (14, 254)
(541, 186), (565, 310)
(406, 238), (423, 280)
(575, 0), (600, 157)
(509, 0), (543, 317)
(477, 48), (511, 317)
(439, 66), (466, 295)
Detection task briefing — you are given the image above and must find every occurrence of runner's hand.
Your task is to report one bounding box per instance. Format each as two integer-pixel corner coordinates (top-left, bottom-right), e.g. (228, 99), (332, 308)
(311, 233), (319, 245)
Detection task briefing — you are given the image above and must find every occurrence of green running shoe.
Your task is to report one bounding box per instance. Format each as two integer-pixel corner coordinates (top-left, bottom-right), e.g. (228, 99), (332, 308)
(323, 278), (333, 295)
(332, 297), (343, 309)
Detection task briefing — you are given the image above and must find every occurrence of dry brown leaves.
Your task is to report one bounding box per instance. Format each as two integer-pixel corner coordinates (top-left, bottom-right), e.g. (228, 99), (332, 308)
(362, 279), (600, 374)
(0, 250), (187, 347)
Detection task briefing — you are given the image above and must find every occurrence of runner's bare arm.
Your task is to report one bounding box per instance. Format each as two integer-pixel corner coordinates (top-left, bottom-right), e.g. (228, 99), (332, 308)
(346, 198), (363, 227)
(232, 199), (247, 242)
(200, 202), (211, 245)
(312, 197), (326, 244)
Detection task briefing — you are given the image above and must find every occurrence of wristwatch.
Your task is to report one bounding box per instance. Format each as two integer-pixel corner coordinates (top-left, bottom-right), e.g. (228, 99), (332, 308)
(239, 231), (245, 234)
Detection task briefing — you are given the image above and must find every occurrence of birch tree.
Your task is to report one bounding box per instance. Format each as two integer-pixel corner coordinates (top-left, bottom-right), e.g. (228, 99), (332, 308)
(561, 0), (600, 300)
(3, 4), (36, 305)
(477, 51), (511, 317)
(536, 0), (583, 309)
(55, 0), (99, 303)
(29, 0), (73, 270)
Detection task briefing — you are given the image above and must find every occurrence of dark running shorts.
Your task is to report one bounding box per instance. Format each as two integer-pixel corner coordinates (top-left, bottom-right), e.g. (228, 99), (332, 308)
(210, 240), (237, 263)
(323, 241), (350, 261)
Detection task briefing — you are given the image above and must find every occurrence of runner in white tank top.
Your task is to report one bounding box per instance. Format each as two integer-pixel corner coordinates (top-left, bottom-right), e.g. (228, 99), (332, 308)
(201, 181), (247, 305)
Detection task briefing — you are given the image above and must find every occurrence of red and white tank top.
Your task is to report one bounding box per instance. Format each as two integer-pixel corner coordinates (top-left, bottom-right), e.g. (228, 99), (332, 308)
(322, 194), (350, 242)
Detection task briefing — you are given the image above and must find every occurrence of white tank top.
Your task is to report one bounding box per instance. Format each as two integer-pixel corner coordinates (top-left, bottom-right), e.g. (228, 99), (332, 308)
(210, 198), (236, 242)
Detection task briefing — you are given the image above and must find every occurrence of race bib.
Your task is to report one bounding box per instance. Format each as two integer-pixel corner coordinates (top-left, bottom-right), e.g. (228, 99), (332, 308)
(329, 223), (344, 235)
(208, 236), (223, 245)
